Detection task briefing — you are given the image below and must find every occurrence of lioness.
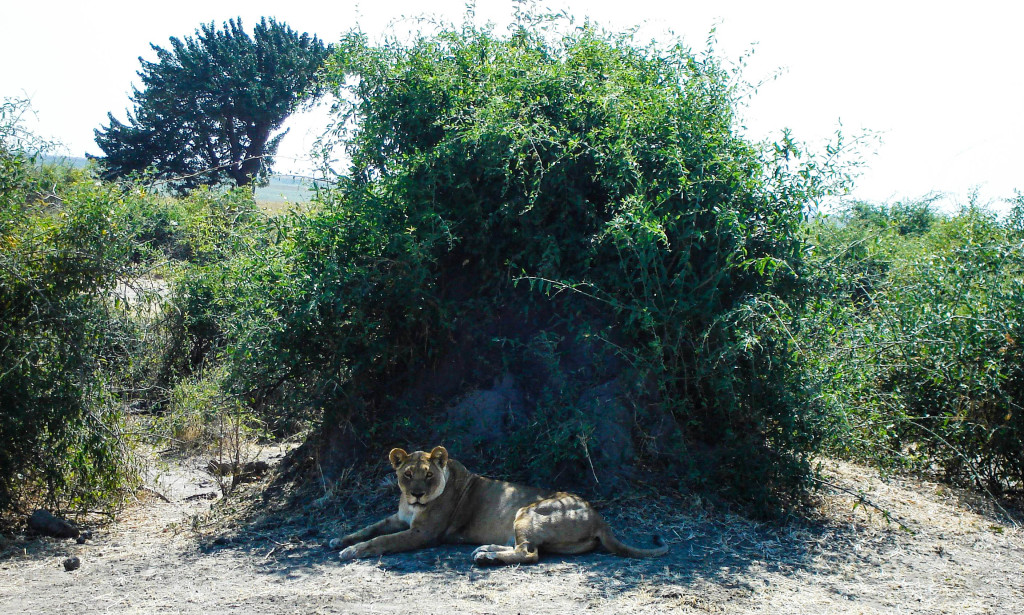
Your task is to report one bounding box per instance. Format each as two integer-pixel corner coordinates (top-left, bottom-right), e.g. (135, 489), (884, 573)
(331, 446), (668, 566)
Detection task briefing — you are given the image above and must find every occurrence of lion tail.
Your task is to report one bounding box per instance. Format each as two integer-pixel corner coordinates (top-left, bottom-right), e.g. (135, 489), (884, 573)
(597, 524), (669, 558)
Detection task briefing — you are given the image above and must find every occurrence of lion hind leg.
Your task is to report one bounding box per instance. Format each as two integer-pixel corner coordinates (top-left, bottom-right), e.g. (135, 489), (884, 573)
(543, 537), (600, 555)
(517, 493), (603, 552)
(474, 495), (599, 566)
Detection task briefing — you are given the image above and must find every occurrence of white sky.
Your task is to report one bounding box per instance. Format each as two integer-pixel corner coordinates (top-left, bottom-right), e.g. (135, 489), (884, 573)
(3, 1), (1022, 210)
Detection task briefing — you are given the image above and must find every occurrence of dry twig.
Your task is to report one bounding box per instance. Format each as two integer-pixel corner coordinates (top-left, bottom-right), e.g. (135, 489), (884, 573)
(813, 476), (915, 534)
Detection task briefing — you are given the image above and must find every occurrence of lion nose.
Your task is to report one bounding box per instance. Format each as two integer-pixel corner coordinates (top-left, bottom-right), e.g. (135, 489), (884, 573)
(410, 491), (426, 499)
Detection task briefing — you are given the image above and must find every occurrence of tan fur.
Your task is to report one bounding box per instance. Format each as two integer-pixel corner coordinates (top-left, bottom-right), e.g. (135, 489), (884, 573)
(330, 446), (669, 566)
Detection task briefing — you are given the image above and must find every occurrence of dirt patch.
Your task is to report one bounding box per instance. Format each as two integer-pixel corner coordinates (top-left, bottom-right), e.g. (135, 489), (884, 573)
(1, 456), (1021, 614)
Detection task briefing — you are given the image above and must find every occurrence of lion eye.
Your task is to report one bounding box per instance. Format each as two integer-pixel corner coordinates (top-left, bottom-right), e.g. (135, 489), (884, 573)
(404, 471), (413, 478)
(426, 472), (433, 479)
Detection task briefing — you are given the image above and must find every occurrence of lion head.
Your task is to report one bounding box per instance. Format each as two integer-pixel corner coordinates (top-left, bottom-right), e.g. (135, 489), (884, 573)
(389, 446), (450, 507)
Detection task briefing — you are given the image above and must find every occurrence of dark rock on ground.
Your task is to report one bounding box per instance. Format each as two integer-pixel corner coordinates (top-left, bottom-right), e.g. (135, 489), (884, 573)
(206, 460), (270, 478)
(184, 492), (218, 502)
(27, 510), (79, 539)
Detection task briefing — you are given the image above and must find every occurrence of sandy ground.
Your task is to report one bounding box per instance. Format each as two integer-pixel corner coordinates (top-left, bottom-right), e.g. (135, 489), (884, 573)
(1, 454), (1022, 615)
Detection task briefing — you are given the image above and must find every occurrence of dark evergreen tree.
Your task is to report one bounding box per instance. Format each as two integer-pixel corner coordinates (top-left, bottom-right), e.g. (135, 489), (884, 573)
(93, 18), (329, 193)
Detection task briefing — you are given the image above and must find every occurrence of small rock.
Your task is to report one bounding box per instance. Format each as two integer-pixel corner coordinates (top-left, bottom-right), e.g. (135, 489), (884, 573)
(63, 556), (81, 572)
(76, 536), (87, 544)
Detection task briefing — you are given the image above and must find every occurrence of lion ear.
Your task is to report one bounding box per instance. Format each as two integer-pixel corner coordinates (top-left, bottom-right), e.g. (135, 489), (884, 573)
(389, 448), (409, 469)
(429, 446), (449, 468)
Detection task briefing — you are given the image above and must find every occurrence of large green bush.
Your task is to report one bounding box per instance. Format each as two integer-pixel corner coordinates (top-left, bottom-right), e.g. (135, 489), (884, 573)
(212, 16), (851, 513)
(1, 100), (143, 512)
(804, 199), (1024, 494)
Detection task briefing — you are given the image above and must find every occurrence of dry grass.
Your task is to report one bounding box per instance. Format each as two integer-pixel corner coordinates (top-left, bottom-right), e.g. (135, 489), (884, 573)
(1, 454), (1021, 614)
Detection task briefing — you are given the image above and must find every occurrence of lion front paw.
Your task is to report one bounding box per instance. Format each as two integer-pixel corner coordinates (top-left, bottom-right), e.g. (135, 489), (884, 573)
(338, 544), (365, 561)
(330, 535), (361, 550)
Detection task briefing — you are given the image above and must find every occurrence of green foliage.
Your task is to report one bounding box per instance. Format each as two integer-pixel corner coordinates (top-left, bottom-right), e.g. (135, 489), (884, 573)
(188, 187), (439, 432)
(157, 365), (264, 458)
(1, 102), (143, 511)
(803, 199), (1024, 494)
(137, 188), (276, 399)
(93, 18), (330, 192)
(1, 96), (286, 512)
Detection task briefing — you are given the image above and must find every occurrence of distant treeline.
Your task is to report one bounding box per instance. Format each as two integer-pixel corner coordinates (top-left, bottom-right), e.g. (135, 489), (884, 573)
(41, 154), (324, 202)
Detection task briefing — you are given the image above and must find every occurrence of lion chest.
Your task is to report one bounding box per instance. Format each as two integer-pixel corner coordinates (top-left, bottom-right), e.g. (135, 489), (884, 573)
(397, 501), (420, 526)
